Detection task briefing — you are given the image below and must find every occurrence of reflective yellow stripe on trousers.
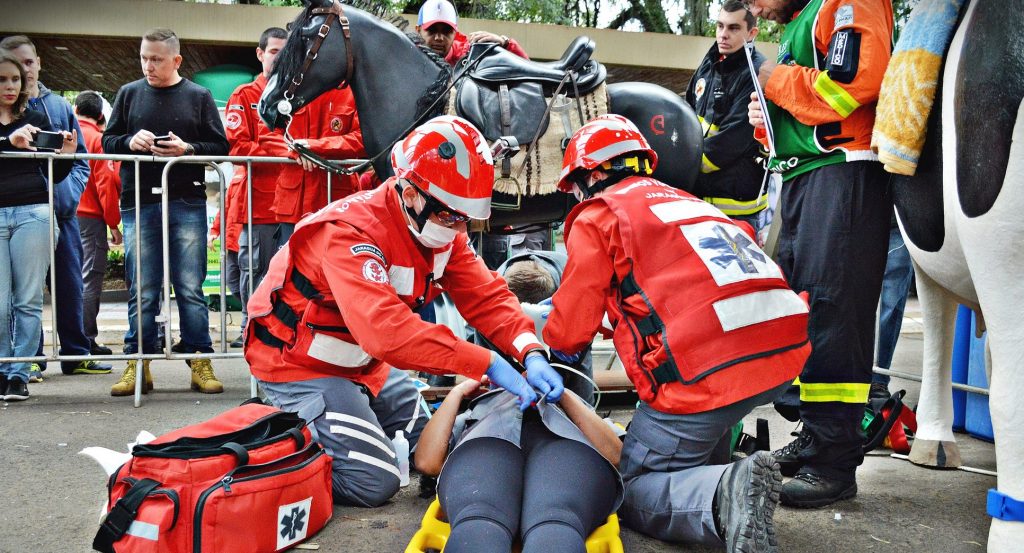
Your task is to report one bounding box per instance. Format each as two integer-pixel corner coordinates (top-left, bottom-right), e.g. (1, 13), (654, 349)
(703, 192), (769, 216)
(793, 377), (870, 403)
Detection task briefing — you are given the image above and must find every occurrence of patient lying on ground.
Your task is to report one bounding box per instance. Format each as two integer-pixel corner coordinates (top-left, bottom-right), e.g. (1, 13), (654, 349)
(414, 377), (623, 553)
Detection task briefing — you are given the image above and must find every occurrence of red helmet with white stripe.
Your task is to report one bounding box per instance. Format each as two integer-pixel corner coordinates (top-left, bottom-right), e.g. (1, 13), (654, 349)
(557, 114), (658, 194)
(391, 115), (495, 220)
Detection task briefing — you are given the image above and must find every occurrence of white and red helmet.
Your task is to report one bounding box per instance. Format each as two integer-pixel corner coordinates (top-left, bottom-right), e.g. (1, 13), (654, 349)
(557, 114), (658, 193)
(391, 115), (495, 220)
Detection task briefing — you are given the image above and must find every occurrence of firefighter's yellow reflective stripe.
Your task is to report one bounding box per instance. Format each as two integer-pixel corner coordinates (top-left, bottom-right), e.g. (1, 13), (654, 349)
(701, 153), (721, 174)
(703, 192), (770, 215)
(698, 116), (720, 136)
(799, 382), (870, 403)
(813, 71), (861, 118)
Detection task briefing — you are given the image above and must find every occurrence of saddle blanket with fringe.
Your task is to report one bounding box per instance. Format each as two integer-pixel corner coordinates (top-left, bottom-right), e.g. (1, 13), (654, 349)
(872, 0), (964, 176)
(450, 82), (608, 196)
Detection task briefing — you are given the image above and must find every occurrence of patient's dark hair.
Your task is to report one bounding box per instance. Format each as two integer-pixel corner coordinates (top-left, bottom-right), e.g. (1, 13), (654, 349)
(504, 260), (557, 304)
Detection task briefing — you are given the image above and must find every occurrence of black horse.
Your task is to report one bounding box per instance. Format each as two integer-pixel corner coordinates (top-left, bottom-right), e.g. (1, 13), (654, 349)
(258, 0), (703, 227)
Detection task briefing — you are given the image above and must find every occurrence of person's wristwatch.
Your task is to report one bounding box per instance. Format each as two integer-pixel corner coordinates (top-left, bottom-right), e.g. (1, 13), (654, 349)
(184, 143), (195, 156)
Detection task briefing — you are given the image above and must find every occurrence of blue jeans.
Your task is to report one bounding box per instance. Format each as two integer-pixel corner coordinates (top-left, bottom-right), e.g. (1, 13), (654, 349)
(0, 204), (55, 382)
(874, 226), (914, 385)
(36, 214), (91, 371)
(121, 198), (212, 354)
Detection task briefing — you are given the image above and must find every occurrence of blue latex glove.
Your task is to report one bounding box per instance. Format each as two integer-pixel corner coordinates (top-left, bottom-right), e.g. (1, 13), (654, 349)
(485, 353), (538, 411)
(538, 297), (552, 319)
(524, 352), (564, 403)
(550, 348), (583, 364)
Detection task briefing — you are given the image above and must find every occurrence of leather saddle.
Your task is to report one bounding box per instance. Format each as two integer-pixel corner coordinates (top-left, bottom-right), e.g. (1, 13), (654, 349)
(455, 36), (607, 146)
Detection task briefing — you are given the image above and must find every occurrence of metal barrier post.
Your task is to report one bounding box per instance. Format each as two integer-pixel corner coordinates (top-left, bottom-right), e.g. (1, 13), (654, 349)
(246, 161), (259, 399)
(134, 161), (144, 407)
(46, 158), (59, 368)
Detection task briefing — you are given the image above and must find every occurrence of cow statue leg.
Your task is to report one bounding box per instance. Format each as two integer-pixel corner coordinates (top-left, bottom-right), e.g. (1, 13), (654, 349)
(963, 99), (1024, 552)
(907, 264), (963, 469)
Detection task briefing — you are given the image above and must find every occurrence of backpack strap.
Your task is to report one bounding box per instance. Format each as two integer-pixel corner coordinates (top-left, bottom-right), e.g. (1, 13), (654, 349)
(93, 478), (161, 553)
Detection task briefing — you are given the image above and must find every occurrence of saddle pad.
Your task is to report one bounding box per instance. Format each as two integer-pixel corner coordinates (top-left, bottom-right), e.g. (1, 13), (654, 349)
(456, 79), (550, 147)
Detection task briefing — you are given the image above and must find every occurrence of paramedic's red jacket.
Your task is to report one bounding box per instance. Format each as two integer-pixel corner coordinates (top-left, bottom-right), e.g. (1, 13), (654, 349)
(76, 119), (121, 229)
(245, 180), (543, 394)
(259, 88), (366, 224)
(225, 74), (278, 226)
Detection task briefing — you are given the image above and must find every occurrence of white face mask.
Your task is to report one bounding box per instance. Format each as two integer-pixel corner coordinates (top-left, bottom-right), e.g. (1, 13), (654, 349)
(405, 193), (459, 248)
(411, 219), (459, 248)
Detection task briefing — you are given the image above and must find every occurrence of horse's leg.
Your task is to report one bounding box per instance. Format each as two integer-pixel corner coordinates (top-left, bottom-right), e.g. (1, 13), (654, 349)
(963, 99), (1024, 552)
(907, 263), (963, 468)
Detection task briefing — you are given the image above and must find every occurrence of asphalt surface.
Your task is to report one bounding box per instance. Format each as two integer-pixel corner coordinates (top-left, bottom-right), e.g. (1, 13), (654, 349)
(0, 303), (997, 552)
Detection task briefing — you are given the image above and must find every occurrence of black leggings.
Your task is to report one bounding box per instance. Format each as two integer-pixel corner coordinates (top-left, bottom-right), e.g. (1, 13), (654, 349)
(438, 413), (618, 553)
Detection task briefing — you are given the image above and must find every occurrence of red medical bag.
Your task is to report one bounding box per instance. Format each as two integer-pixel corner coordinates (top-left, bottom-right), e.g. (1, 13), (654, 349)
(93, 402), (333, 552)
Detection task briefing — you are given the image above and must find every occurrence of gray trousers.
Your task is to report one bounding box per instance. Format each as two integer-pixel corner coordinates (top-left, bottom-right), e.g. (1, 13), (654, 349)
(258, 368), (429, 507)
(237, 223), (278, 328)
(618, 380), (789, 546)
(78, 216), (108, 342)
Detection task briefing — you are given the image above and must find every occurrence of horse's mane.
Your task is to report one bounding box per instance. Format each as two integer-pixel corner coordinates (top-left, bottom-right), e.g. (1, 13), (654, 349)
(277, 2), (452, 118)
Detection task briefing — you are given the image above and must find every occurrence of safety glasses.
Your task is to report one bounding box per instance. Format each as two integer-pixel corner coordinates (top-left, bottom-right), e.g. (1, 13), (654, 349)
(416, 187), (471, 226)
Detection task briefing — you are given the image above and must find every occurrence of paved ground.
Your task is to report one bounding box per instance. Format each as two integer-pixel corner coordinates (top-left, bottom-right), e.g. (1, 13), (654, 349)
(0, 299), (997, 552)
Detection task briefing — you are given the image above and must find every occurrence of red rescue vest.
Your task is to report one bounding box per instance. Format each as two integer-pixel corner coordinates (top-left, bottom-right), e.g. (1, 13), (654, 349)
(245, 182), (452, 393)
(565, 177), (810, 413)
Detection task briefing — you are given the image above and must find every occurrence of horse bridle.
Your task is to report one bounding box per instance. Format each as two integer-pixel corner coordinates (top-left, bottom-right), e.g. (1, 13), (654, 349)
(275, 0), (497, 176)
(279, 0), (353, 118)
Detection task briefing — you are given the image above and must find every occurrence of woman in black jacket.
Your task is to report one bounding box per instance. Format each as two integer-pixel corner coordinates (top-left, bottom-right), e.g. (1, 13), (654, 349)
(0, 50), (77, 401)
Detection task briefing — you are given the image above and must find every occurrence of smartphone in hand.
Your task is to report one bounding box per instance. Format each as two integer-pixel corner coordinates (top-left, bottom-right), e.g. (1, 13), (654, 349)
(31, 130), (65, 151)
(152, 134), (172, 147)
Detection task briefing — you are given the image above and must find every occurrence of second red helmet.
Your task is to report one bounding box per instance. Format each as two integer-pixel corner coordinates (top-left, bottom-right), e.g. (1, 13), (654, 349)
(557, 114), (658, 194)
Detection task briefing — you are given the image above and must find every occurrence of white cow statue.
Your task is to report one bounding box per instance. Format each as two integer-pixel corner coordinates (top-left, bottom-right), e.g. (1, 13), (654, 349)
(884, 0), (1024, 550)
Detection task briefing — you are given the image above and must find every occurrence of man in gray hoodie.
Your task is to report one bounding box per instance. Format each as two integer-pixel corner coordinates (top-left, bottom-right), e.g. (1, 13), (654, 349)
(1, 35), (111, 378)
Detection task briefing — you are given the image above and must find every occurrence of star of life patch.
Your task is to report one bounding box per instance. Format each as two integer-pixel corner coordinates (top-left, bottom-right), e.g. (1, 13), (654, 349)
(834, 4), (854, 29)
(350, 243), (386, 263)
(362, 259), (389, 283)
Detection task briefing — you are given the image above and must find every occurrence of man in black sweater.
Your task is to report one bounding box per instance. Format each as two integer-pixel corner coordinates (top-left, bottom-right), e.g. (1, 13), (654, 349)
(102, 28), (229, 397)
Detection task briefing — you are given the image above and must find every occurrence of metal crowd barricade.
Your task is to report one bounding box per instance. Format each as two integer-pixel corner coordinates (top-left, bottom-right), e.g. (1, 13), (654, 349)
(0, 150), (364, 407)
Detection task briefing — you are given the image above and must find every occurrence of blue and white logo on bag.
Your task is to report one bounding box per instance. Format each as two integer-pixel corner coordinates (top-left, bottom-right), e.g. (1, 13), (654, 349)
(277, 497), (312, 549)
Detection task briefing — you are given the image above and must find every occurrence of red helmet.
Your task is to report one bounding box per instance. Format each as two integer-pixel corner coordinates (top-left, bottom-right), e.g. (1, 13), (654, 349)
(391, 115), (495, 220)
(557, 114), (658, 194)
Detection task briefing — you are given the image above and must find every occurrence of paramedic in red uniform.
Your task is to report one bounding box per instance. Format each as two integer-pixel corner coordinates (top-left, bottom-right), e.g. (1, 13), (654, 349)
(543, 115), (811, 553)
(259, 85), (365, 246)
(245, 116), (563, 507)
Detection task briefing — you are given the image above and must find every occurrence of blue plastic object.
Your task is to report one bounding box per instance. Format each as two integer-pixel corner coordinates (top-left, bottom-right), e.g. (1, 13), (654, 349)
(987, 489), (1024, 522)
(965, 313), (994, 442)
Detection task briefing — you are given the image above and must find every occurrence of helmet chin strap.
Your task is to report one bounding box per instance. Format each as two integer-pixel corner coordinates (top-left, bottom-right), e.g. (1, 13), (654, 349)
(395, 182), (434, 231)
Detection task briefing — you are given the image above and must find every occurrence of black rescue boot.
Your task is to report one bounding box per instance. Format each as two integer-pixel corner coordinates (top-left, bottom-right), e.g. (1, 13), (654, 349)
(714, 451), (783, 553)
(780, 472), (857, 508)
(772, 426), (812, 477)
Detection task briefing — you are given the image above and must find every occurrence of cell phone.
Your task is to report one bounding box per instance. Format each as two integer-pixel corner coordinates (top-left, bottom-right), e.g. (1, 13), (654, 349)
(30, 130), (65, 151)
(152, 134), (172, 146)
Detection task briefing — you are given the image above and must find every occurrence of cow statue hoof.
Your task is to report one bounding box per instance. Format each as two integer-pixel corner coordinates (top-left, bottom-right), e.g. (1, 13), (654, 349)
(908, 438), (962, 469)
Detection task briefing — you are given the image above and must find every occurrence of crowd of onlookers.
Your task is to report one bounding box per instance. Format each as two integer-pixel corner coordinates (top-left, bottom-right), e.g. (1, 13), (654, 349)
(0, 26), (370, 400)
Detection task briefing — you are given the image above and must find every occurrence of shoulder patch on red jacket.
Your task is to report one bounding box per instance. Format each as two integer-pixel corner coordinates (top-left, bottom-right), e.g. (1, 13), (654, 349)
(362, 259), (389, 283)
(350, 243), (386, 263)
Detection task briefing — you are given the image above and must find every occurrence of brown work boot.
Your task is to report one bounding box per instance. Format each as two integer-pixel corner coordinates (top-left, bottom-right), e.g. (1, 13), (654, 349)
(110, 360), (154, 396)
(190, 356), (224, 394)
